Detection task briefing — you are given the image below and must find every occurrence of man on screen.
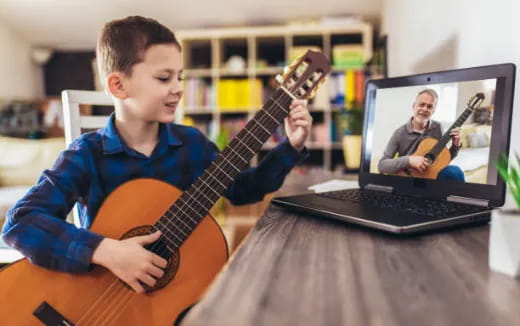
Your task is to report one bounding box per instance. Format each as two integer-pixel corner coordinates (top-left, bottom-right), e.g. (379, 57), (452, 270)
(378, 89), (465, 181)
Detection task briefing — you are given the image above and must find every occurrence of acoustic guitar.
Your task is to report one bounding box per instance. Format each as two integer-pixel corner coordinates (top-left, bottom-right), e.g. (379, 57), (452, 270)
(395, 93), (485, 179)
(0, 50), (330, 325)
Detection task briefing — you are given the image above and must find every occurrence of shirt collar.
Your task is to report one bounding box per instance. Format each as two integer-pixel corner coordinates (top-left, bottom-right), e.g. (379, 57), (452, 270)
(406, 117), (432, 134)
(101, 113), (182, 155)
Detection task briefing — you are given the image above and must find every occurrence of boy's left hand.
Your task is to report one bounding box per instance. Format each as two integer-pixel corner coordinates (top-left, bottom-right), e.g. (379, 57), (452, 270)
(285, 99), (312, 152)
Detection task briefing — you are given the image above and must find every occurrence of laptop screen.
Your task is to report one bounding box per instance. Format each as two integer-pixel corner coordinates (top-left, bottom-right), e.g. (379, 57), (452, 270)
(360, 64), (515, 206)
(370, 79), (497, 185)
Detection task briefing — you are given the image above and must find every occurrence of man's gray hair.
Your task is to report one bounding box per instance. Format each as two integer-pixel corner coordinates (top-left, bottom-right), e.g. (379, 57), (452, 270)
(416, 88), (438, 104)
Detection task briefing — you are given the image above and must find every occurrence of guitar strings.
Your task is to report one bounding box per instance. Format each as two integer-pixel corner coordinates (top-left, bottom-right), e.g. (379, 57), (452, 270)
(154, 89), (293, 249)
(75, 89), (295, 325)
(152, 89), (293, 254)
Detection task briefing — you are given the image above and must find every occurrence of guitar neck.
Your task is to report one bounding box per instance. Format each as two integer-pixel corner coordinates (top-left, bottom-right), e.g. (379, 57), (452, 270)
(155, 88), (294, 249)
(429, 106), (473, 156)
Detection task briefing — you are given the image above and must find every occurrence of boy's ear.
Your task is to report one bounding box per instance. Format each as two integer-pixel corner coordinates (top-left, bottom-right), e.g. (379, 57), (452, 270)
(106, 72), (128, 99)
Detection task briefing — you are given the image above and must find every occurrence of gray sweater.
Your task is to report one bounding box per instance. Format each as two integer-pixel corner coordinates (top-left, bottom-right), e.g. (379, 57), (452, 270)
(378, 119), (460, 174)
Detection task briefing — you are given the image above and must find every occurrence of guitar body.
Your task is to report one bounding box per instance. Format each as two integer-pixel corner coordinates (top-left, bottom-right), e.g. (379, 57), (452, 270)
(0, 178), (228, 325)
(395, 137), (452, 179)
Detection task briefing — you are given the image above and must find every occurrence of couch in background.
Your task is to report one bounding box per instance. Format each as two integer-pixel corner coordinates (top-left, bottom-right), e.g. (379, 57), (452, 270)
(0, 136), (65, 231)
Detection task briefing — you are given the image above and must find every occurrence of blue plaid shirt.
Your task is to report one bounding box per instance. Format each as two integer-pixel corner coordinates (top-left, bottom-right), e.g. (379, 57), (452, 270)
(2, 114), (307, 273)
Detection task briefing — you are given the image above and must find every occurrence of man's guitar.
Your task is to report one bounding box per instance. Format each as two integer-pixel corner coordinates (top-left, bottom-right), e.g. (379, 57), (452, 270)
(395, 93), (485, 179)
(0, 50), (330, 325)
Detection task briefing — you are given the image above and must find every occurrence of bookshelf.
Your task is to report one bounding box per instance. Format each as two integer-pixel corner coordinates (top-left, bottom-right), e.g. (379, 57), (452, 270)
(177, 23), (374, 170)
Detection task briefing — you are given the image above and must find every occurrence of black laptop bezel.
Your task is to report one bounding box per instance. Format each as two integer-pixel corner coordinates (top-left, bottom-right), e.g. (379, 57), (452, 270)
(359, 63), (516, 207)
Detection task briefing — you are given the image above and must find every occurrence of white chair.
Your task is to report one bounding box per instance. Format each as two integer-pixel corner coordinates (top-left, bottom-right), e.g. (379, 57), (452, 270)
(61, 90), (113, 226)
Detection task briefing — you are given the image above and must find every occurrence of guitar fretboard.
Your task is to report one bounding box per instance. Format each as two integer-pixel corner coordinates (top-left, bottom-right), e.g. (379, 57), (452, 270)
(154, 88), (294, 250)
(428, 106), (474, 157)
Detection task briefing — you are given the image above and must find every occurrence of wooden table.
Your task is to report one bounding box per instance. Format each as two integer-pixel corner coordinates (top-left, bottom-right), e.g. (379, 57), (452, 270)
(181, 171), (520, 326)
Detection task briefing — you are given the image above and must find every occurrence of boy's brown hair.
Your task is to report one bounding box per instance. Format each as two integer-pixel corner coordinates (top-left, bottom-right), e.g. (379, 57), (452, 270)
(96, 16), (181, 82)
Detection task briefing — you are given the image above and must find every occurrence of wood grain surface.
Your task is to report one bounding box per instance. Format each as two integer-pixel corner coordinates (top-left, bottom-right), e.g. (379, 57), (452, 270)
(181, 203), (520, 326)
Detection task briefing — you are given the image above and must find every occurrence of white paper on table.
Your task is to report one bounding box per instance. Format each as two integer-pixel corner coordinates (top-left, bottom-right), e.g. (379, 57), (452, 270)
(308, 179), (359, 193)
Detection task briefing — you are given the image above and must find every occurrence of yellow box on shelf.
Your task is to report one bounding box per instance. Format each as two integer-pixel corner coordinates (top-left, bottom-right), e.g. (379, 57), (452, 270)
(217, 79), (262, 111)
(217, 79), (234, 110)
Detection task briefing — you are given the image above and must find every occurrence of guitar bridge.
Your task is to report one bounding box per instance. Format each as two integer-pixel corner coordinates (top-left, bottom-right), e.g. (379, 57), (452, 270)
(33, 301), (74, 326)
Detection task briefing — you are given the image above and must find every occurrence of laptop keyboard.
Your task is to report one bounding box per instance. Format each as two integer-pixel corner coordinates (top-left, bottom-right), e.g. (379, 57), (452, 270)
(316, 189), (486, 218)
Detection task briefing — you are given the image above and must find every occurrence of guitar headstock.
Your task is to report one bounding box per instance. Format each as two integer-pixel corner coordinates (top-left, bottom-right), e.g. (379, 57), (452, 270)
(467, 92), (485, 111)
(275, 50), (331, 100)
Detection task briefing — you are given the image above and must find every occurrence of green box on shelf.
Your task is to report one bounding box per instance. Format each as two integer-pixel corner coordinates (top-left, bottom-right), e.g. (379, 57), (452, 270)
(333, 45), (365, 69)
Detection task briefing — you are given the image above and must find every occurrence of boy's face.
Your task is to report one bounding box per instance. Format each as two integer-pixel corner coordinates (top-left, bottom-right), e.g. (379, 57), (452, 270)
(118, 44), (184, 123)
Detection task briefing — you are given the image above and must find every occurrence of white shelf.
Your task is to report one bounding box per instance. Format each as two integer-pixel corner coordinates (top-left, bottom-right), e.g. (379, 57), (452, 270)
(254, 67), (284, 75)
(177, 22), (373, 170)
(183, 108), (215, 115)
(184, 69), (213, 77)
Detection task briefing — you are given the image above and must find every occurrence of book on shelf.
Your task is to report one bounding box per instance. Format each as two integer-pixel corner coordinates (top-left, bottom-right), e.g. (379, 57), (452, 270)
(184, 78), (214, 109)
(329, 70), (365, 108)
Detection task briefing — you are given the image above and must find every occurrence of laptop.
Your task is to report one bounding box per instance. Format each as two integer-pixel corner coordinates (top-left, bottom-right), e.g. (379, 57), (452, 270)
(272, 63), (516, 234)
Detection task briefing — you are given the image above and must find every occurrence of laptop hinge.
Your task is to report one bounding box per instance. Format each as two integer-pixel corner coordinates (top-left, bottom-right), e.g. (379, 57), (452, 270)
(364, 184), (393, 193)
(446, 195), (489, 207)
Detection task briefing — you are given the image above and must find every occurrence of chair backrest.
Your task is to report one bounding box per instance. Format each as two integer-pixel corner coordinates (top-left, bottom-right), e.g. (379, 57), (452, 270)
(61, 89), (113, 145)
(61, 89), (113, 226)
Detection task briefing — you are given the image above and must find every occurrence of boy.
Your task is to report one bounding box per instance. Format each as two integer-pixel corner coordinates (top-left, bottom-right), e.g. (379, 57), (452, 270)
(2, 16), (312, 294)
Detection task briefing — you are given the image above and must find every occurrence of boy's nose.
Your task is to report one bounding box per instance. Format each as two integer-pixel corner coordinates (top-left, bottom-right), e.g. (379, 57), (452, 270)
(170, 80), (183, 95)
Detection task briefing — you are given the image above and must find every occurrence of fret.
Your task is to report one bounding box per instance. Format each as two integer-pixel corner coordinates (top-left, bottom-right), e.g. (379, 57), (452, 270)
(225, 146), (249, 165)
(271, 97), (290, 115)
(173, 212), (195, 231)
(211, 161), (235, 182)
(163, 210), (195, 236)
(220, 155), (241, 173)
(234, 137), (255, 155)
(190, 181), (216, 204)
(205, 171), (227, 190)
(181, 191), (215, 215)
(162, 211), (192, 238)
(261, 108), (281, 125)
(161, 239), (175, 253)
(250, 117), (272, 136)
(154, 227), (178, 251)
(243, 125), (264, 145)
(174, 196), (205, 223)
(154, 220), (180, 248)
(178, 191), (211, 215)
(198, 177), (222, 198)
(160, 219), (185, 244)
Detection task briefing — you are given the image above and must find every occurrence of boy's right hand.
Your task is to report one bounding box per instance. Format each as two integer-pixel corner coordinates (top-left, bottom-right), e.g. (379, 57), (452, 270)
(92, 230), (167, 293)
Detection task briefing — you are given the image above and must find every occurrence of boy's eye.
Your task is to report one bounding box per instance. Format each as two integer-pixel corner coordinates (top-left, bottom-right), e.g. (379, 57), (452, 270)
(157, 77), (170, 83)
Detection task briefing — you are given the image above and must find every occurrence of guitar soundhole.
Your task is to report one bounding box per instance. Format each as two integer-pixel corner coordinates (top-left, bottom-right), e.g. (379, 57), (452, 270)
(121, 225), (180, 293)
(425, 152), (436, 164)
